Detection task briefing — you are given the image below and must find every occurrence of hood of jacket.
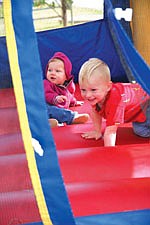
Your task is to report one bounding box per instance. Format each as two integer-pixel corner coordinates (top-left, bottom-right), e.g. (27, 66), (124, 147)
(45, 52), (73, 80)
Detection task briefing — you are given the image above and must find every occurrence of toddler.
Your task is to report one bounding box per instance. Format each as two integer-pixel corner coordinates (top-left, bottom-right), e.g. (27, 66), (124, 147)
(79, 58), (150, 146)
(44, 52), (89, 126)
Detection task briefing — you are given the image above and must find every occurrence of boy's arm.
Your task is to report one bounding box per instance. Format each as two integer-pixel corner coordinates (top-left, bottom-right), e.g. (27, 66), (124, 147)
(81, 107), (103, 140)
(103, 125), (117, 146)
(92, 108), (103, 138)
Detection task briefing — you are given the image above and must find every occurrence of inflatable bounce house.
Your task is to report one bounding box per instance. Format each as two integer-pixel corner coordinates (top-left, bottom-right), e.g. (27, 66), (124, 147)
(0, 0), (150, 224)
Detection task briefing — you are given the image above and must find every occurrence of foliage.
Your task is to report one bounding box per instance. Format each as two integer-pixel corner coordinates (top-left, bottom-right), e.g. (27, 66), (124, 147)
(66, 0), (73, 9)
(33, 0), (46, 7)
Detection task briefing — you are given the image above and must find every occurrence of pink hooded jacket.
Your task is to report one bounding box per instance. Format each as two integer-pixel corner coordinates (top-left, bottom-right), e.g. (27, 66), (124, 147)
(43, 52), (77, 108)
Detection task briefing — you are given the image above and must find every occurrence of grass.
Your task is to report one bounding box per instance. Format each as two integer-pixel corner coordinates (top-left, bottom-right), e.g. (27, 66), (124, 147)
(0, 4), (103, 36)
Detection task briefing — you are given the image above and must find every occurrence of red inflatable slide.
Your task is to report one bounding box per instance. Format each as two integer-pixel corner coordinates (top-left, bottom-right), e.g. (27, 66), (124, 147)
(0, 86), (150, 225)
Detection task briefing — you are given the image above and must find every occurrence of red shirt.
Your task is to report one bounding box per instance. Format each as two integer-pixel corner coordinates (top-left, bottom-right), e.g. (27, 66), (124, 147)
(96, 83), (150, 126)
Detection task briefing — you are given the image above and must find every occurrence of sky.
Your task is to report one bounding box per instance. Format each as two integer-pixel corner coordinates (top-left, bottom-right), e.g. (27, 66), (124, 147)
(73, 0), (103, 9)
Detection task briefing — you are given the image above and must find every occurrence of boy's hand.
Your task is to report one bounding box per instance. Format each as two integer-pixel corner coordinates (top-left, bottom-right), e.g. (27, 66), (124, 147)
(81, 130), (102, 140)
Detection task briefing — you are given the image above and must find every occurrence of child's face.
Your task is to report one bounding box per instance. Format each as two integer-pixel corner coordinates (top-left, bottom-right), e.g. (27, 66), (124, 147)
(46, 59), (67, 85)
(80, 70), (111, 107)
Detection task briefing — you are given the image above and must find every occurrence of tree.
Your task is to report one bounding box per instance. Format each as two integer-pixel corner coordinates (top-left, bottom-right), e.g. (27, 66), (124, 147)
(61, 0), (73, 26)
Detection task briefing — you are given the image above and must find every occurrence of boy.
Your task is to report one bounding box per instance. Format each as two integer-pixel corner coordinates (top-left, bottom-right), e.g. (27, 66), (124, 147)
(79, 58), (150, 146)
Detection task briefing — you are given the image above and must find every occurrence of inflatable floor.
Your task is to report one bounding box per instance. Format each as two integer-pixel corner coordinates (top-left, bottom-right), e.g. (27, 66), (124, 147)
(0, 0), (150, 224)
(0, 85), (150, 225)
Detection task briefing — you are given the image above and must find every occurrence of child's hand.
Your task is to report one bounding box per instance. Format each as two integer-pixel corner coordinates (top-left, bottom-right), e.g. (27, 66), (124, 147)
(56, 95), (67, 103)
(76, 101), (84, 106)
(81, 131), (102, 140)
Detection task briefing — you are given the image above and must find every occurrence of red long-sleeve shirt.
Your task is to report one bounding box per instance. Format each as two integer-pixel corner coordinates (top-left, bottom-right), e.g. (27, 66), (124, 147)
(96, 83), (150, 126)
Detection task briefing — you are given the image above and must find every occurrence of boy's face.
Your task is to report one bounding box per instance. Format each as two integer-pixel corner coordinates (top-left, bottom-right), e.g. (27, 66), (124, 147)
(80, 70), (111, 107)
(46, 59), (67, 85)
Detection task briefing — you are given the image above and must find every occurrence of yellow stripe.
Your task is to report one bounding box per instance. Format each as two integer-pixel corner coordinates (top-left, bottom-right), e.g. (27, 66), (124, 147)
(3, 1), (53, 224)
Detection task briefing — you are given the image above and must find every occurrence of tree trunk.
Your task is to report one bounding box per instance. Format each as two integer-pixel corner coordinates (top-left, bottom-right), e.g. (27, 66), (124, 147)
(61, 0), (67, 26)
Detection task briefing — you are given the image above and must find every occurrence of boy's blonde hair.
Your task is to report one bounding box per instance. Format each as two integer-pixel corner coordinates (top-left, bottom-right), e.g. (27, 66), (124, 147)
(79, 58), (111, 84)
